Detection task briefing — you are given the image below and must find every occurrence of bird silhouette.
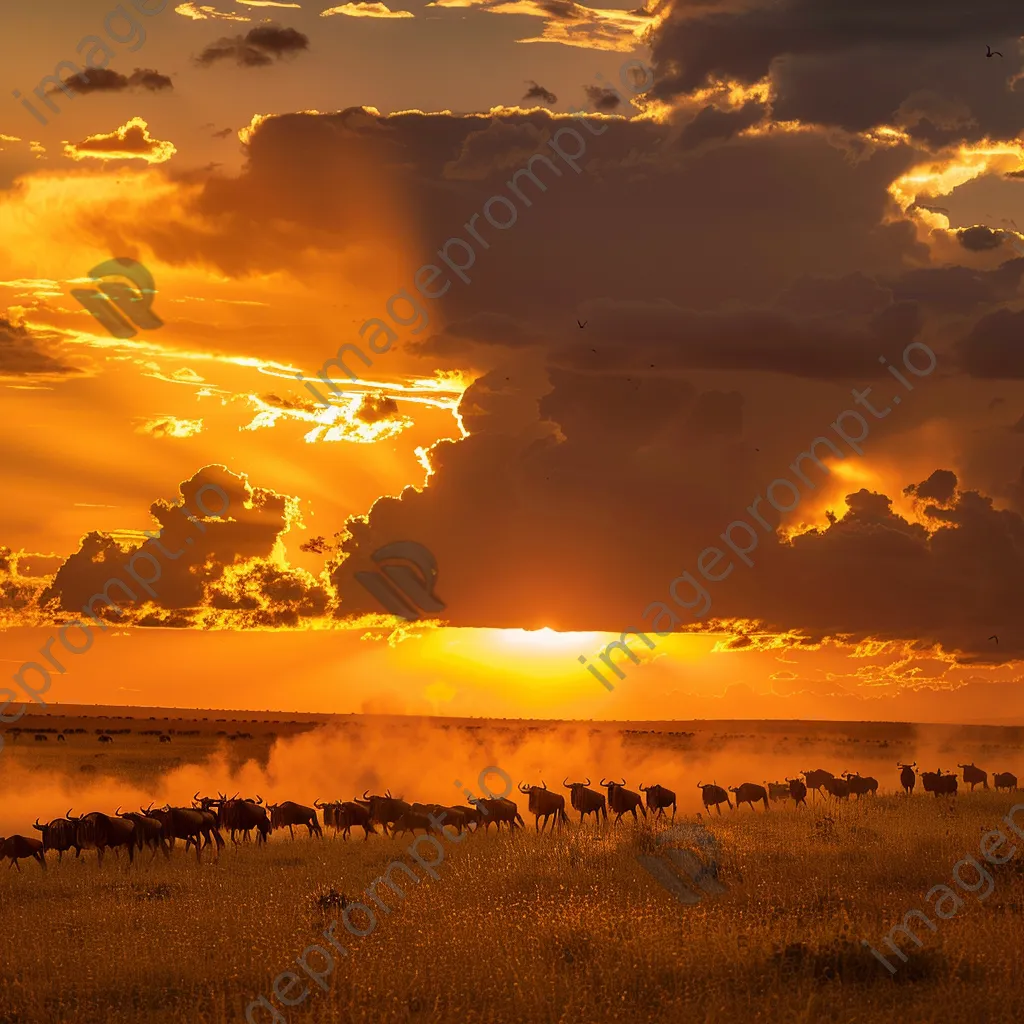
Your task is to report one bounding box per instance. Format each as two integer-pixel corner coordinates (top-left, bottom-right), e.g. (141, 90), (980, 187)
(987, 45), (1003, 58)
(577, 320), (587, 328)
(989, 635), (999, 643)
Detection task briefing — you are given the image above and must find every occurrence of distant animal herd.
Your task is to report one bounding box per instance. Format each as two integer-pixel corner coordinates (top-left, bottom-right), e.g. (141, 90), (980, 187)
(0, 762), (1017, 873)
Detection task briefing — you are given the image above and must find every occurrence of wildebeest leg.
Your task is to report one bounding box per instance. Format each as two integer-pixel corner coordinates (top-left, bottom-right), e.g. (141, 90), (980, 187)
(97, 847), (105, 868)
(288, 824), (295, 841)
(57, 849), (63, 864)
(11, 858), (20, 872)
(35, 851), (46, 871)
(194, 832), (203, 862)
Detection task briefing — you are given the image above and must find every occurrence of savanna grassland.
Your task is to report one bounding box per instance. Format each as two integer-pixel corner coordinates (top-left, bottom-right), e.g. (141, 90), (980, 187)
(2, 710), (1024, 1024)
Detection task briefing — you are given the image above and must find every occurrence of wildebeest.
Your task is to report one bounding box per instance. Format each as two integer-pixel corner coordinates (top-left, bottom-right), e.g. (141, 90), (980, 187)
(519, 781), (569, 832)
(452, 804), (483, 830)
(159, 735), (171, 744)
(68, 811), (136, 866)
(995, 771), (1018, 792)
(363, 792), (411, 837)
(786, 778), (807, 808)
(958, 762), (989, 791)
(216, 795), (271, 844)
(144, 804), (208, 862)
(801, 769), (836, 801)
(697, 782), (731, 815)
(190, 794), (227, 854)
(267, 800), (322, 840)
(98, 735), (113, 744)
(334, 801), (377, 841)
(898, 762), (917, 795)
(31, 812), (80, 862)
(842, 772), (878, 798)
(602, 778), (647, 824)
(822, 776), (850, 801)
(765, 781), (790, 803)
(115, 807), (170, 860)
(34, 734), (47, 742)
(729, 782), (769, 811)
(57, 734), (66, 743)
(468, 796), (522, 832)
(563, 778), (607, 824)
(919, 769), (958, 798)
(639, 782), (676, 820)
(0, 835), (46, 871)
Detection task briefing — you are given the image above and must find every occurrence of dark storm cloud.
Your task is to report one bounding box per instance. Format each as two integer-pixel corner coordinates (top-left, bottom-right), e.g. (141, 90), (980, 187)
(523, 81), (557, 104)
(54, 67), (172, 95)
(0, 318), (79, 378)
(584, 85), (622, 111)
(954, 309), (1024, 378)
(884, 261), (1024, 315)
(196, 24), (309, 67)
(676, 100), (766, 150)
(905, 468), (958, 505)
(959, 226), (1003, 251)
(36, 466), (323, 628)
(648, 0), (1024, 143)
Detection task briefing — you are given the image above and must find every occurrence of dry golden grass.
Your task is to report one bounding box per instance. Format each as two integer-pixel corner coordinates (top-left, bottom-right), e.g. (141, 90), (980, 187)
(3, 714), (1024, 1023)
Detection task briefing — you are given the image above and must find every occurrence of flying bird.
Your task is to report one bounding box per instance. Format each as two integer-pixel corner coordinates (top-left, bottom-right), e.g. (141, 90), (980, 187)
(987, 45), (1003, 58)
(577, 320), (587, 328)
(989, 635), (999, 643)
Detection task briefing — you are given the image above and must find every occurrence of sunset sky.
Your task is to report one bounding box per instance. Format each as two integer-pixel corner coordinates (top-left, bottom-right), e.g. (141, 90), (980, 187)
(4, 0), (1024, 723)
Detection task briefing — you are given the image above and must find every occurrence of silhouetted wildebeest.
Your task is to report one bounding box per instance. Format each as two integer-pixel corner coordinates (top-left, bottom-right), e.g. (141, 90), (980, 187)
(822, 776), (850, 801)
(919, 769), (958, 797)
(190, 794), (227, 854)
(69, 811), (136, 866)
(801, 769), (835, 801)
(519, 782), (569, 832)
(314, 799), (339, 833)
(267, 800), (322, 840)
(334, 801), (377, 841)
(452, 804), (483, 830)
(468, 796), (522, 832)
(57, 734), (65, 743)
(98, 735), (113, 744)
(995, 771), (1018, 792)
(786, 777), (807, 808)
(0, 835), (46, 871)
(363, 792), (411, 837)
(842, 772), (878, 798)
(639, 782), (676, 820)
(563, 778), (607, 824)
(602, 779), (647, 824)
(765, 781), (790, 803)
(697, 782), (731, 815)
(958, 762), (989, 791)
(215, 795), (271, 844)
(144, 805), (207, 862)
(34, 734), (47, 742)
(31, 813), (80, 862)
(898, 762), (917, 795)
(115, 808), (170, 860)
(159, 735), (171, 743)
(729, 782), (769, 811)
(391, 808), (444, 838)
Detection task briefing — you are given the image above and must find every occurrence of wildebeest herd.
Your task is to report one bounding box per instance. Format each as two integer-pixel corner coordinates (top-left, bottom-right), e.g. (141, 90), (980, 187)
(0, 762), (1017, 872)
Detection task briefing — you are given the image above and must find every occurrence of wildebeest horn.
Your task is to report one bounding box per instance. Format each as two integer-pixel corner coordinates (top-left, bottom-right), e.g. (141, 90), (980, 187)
(542, 780), (547, 790)
(67, 807), (74, 819)
(600, 778), (609, 787)
(583, 777), (590, 786)
(617, 778), (625, 787)
(563, 777), (570, 788)
(33, 818), (42, 830)
(314, 799), (323, 808)
(144, 802), (153, 815)
(362, 789), (370, 800)
(193, 790), (200, 801)
(256, 795), (263, 805)
(639, 782), (647, 791)
(115, 805), (122, 816)
(519, 782), (529, 792)
(230, 792), (238, 801)
(386, 789), (392, 798)
(696, 782), (703, 789)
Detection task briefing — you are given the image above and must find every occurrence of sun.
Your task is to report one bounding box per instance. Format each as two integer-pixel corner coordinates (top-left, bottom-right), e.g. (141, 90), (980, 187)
(496, 627), (603, 651)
